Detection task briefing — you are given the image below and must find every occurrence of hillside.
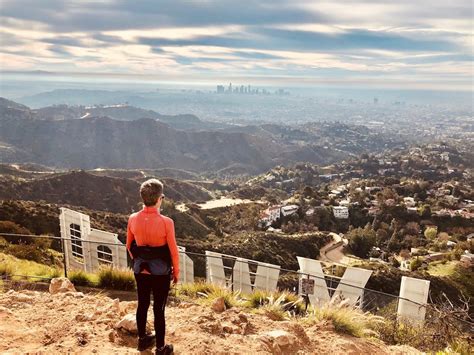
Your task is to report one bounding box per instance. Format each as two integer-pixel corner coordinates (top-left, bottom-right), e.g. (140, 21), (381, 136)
(34, 104), (205, 130)
(0, 114), (273, 173)
(0, 288), (419, 354)
(0, 169), (213, 213)
(0, 98), (405, 175)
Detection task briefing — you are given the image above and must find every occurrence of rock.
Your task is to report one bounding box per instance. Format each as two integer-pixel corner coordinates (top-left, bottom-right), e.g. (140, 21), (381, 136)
(75, 330), (89, 346)
(211, 297), (226, 313)
(287, 323), (310, 345)
(222, 322), (235, 334)
(64, 291), (84, 298)
(76, 313), (94, 322)
(259, 329), (297, 354)
(49, 277), (76, 294)
(108, 331), (115, 343)
(115, 314), (137, 334)
(238, 313), (248, 323)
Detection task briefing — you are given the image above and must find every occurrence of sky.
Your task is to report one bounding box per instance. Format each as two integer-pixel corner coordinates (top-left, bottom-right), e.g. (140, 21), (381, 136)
(0, 0), (473, 91)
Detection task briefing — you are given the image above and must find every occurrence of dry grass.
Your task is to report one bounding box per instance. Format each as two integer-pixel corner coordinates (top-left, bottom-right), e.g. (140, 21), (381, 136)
(305, 299), (385, 338)
(68, 269), (97, 286)
(97, 266), (135, 291)
(177, 282), (242, 309)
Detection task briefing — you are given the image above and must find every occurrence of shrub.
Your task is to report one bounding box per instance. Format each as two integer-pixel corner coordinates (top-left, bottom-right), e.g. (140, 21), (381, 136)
(68, 270), (94, 286)
(177, 282), (217, 299)
(306, 300), (384, 337)
(0, 221), (33, 244)
(2, 240), (63, 267)
(257, 292), (304, 321)
(244, 290), (305, 315)
(97, 266), (135, 291)
(410, 257), (423, 271)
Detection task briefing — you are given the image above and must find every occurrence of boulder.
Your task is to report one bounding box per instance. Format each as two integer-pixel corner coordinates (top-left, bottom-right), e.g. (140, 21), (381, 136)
(259, 329), (297, 354)
(49, 277), (76, 294)
(115, 314), (137, 333)
(211, 297), (226, 313)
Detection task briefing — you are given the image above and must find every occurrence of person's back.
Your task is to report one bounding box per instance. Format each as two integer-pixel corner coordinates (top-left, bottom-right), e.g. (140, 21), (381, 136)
(127, 179), (178, 355)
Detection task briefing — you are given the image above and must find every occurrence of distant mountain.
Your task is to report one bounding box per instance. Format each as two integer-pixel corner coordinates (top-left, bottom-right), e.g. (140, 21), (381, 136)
(33, 103), (204, 130)
(19, 89), (137, 108)
(0, 98), (402, 175)
(0, 99), (274, 173)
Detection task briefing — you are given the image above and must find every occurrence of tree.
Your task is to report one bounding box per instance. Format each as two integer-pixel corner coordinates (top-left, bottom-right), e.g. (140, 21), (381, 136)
(410, 257), (423, 271)
(424, 227), (438, 240)
(303, 186), (313, 197)
(419, 204), (431, 218)
(405, 222), (420, 236)
(347, 225), (376, 258)
(400, 249), (411, 260)
(375, 228), (389, 247)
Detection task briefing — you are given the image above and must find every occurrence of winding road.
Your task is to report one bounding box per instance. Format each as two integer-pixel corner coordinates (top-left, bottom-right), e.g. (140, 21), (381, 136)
(319, 232), (347, 264)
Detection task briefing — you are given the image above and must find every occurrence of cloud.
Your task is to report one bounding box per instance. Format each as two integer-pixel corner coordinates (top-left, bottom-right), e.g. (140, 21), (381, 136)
(0, 0), (472, 90)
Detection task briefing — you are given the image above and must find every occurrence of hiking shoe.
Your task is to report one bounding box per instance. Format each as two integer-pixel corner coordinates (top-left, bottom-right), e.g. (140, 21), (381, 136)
(156, 344), (174, 355)
(137, 334), (155, 351)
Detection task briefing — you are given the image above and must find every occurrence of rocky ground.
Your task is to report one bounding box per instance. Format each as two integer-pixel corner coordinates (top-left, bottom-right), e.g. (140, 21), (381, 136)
(0, 280), (419, 354)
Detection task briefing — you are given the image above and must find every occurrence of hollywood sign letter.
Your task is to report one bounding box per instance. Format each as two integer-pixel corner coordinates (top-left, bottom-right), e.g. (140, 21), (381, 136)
(178, 246), (194, 284)
(59, 208), (128, 272)
(297, 257), (431, 322)
(297, 257), (372, 307)
(60, 208), (194, 282)
(206, 251), (280, 292)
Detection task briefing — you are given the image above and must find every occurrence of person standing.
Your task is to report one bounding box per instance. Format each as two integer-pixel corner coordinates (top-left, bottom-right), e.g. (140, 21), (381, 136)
(127, 179), (179, 354)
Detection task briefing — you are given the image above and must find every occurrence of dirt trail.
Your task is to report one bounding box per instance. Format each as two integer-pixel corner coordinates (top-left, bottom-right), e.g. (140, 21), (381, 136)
(0, 289), (419, 354)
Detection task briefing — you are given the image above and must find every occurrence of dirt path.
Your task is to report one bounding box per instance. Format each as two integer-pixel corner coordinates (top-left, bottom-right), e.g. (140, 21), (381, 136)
(0, 289), (419, 354)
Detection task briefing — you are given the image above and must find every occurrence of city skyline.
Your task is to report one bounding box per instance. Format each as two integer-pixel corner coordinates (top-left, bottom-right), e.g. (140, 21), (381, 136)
(0, 0), (472, 91)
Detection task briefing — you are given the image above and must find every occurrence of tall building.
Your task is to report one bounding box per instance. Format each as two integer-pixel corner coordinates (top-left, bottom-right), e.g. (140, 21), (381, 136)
(216, 85), (225, 93)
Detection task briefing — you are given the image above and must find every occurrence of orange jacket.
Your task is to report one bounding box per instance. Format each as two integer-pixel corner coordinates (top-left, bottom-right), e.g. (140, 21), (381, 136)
(127, 206), (179, 277)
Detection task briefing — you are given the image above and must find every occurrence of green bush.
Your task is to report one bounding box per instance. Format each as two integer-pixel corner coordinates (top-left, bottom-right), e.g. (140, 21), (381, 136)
(68, 270), (94, 286)
(410, 257), (423, 271)
(97, 266), (135, 291)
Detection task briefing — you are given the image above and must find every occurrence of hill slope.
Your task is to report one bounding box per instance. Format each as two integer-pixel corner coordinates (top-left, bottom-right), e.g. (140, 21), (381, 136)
(0, 288), (418, 354)
(0, 112), (272, 173)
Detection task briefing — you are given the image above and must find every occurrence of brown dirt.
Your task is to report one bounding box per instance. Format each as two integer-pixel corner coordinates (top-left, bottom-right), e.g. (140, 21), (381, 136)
(0, 289), (420, 354)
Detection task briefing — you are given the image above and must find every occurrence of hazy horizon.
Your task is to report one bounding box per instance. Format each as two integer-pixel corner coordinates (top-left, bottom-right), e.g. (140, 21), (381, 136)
(1, 0), (473, 95)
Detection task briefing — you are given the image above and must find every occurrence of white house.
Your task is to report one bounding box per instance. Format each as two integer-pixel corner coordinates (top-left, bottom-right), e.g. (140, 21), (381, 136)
(281, 204), (299, 217)
(400, 259), (411, 271)
(403, 197), (416, 207)
(260, 205), (281, 225)
(333, 206), (349, 219)
(339, 199), (351, 207)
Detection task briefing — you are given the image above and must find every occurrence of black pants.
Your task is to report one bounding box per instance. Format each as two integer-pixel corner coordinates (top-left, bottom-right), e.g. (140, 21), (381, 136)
(134, 273), (171, 348)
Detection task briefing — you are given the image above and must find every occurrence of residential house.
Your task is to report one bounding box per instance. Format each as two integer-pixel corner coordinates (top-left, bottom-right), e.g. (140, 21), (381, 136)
(333, 206), (349, 219)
